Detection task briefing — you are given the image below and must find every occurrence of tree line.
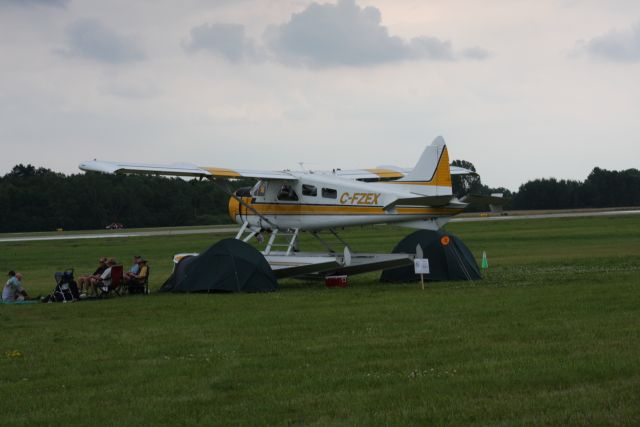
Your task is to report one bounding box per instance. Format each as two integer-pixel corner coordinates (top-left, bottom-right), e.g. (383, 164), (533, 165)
(0, 164), (254, 232)
(0, 163), (638, 232)
(451, 161), (640, 211)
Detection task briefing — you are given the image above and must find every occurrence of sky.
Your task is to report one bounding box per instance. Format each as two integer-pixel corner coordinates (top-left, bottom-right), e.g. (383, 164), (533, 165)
(1, 0), (639, 190)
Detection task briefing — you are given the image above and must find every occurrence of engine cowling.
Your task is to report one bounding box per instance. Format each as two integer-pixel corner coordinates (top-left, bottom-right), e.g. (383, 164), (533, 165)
(227, 196), (241, 224)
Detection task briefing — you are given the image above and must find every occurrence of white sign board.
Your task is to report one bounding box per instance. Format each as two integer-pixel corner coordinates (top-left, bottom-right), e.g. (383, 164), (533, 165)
(414, 258), (430, 275)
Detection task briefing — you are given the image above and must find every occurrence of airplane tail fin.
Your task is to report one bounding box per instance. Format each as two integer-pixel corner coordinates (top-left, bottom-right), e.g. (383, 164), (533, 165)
(398, 136), (452, 188)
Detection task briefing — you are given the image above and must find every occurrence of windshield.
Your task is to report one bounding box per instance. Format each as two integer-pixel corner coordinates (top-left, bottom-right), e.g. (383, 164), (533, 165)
(251, 181), (267, 197)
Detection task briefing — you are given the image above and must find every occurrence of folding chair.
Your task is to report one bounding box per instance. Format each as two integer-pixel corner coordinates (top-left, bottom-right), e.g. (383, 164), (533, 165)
(97, 265), (124, 297)
(111, 265), (124, 295)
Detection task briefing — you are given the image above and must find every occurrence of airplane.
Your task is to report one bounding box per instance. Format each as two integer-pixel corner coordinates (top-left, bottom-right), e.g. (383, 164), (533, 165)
(79, 136), (498, 256)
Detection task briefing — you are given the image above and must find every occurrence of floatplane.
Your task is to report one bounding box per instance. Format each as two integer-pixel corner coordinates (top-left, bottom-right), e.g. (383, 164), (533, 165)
(80, 136), (499, 278)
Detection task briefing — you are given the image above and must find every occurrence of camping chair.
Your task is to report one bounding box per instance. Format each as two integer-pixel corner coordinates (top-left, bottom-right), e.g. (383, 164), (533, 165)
(97, 265), (124, 297)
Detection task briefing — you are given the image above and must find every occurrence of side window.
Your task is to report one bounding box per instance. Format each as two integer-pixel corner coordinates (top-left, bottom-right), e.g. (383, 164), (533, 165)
(302, 184), (317, 197)
(322, 188), (337, 199)
(277, 184), (299, 201)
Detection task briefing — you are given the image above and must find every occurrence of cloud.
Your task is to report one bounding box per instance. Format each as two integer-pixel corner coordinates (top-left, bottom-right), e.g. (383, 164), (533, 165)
(183, 23), (255, 62)
(184, 0), (489, 67)
(0, 0), (68, 7)
(57, 19), (145, 64)
(581, 23), (640, 62)
(263, 0), (486, 67)
(461, 46), (491, 60)
(408, 36), (454, 61)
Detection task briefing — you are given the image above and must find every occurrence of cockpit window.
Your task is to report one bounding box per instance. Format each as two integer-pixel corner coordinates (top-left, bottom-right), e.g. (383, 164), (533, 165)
(302, 184), (317, 197)
(277, 184), (299, 201)
(322, 188), (337, 199)
(251, 181), (267, 197)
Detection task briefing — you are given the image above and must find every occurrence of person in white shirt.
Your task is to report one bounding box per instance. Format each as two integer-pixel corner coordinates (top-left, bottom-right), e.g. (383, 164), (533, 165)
(89, 258), (117, 295)
(3, 271), (29, 301)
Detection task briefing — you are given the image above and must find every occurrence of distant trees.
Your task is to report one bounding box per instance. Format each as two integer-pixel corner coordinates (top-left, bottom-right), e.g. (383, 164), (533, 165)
(0, 166), (255, 232)
(1, 163), (638, 232)
(450, 160), (640, 211)
(512, 168), (640, 210)
(582, 167), (640, 207)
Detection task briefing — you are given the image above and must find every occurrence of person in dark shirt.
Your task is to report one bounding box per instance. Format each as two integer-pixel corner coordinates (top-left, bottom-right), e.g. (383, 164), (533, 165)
(77, 257), (108, 297)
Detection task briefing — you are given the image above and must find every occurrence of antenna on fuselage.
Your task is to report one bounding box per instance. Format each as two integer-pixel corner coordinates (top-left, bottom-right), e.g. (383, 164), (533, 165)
(297, 162), (318, 173)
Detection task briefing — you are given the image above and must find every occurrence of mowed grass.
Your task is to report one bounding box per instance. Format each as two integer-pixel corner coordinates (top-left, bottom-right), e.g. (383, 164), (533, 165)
(1, 216), (639, 426)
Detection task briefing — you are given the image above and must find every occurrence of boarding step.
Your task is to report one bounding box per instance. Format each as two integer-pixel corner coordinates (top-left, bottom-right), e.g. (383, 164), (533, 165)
(264, 228), (300, 256)
(235, 221), (263, 243)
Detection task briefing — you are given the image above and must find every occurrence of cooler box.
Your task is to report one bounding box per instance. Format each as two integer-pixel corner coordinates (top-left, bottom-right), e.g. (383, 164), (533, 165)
(325, 275), (348, 288)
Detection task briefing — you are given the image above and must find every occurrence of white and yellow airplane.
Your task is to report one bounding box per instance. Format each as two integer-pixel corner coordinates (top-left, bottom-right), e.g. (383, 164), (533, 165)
(80, 136), (482, 255)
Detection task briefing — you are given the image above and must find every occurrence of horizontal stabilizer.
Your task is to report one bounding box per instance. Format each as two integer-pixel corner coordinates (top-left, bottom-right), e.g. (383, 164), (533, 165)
(461, 194), (509, 206)
(385, 195), (453, 210)
(450, 166), (478, 176)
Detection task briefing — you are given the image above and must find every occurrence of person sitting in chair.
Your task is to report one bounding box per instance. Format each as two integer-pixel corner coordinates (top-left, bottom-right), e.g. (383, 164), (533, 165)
(123, 256), (141, 282)
(92, 258), (117, 295)
(3, 271), (29, 302)
(78, 257), (108, 297)
(125, 257), (149, 290)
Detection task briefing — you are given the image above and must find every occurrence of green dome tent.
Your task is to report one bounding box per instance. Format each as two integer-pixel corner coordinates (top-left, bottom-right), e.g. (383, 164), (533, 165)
(161, 238), (278, 293)
(380, 230), (481, 282)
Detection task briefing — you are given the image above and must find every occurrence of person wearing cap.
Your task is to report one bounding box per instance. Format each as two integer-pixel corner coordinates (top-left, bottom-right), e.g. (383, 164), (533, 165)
(124, 257), (149, 290)
(78, 257), (109, 297)
(123, 256), (141, 282)
(3, 271), (29, 302)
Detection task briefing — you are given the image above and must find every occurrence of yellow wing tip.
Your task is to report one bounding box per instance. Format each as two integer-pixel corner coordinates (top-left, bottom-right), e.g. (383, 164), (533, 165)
(203, 167), (242, 177)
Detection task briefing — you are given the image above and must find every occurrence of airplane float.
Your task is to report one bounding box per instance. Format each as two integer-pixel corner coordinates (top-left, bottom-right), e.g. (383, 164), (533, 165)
(80, 136), (500, 277)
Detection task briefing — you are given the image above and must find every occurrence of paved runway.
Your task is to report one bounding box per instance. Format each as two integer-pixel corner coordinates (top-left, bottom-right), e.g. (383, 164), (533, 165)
(0, 227), (239, 243)
(450, 209), (640, 223)
(1, 209), (639, 243)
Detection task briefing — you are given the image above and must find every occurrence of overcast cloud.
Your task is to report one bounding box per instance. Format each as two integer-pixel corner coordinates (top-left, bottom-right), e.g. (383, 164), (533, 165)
(1, 0), (640, 190)
(0, 0), (68, 7)
(57, 19), (146, 64)
(185, 0), (486, 67)
(583, 22), (640, 62)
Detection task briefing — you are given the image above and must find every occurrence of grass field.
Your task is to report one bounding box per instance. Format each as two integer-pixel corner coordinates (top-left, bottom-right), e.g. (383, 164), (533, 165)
(1, 215), (639, 426)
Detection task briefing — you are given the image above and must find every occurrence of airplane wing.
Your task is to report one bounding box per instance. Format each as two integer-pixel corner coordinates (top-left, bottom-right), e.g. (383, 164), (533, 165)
(330, 165), (476, 181)
(331, 167), (405, 181)
(79, 160), (296, 180)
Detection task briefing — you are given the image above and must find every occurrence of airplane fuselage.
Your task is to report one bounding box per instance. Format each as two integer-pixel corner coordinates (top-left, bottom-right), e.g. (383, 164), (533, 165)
(228, 172), (465, 232)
